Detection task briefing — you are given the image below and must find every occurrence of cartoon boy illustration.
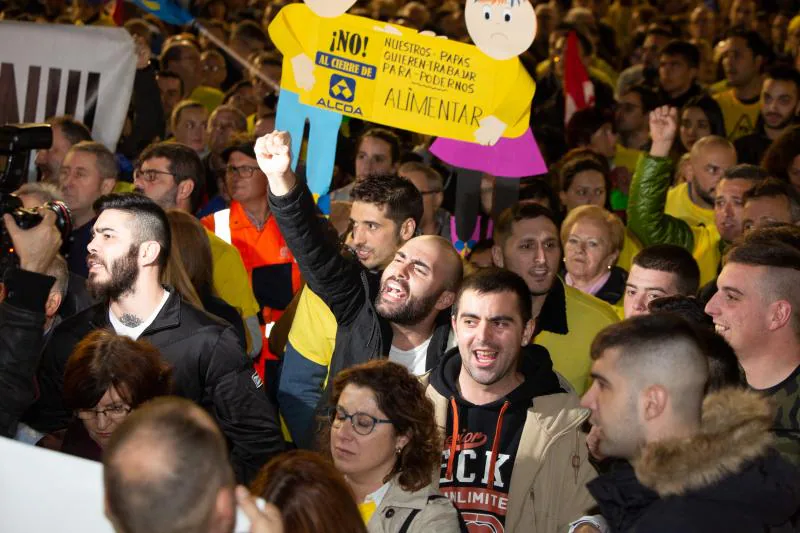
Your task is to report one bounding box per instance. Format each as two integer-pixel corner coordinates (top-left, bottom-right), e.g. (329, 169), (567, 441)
(269, 0), (357, 200)
(430, 0), (545, 253)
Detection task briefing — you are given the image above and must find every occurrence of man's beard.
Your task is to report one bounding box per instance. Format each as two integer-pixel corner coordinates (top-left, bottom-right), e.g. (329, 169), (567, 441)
(134, 186), (179, 210)
(692, 179), (716, 206)
(375, 285), (442, 326)
(766, 113), (795, 131)
(87, 245), (140, 302)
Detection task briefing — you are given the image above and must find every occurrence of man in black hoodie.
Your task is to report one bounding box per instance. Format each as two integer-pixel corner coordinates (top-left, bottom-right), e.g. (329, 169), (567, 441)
(574, 314), (800, 532)
(426, 268), (596, 533)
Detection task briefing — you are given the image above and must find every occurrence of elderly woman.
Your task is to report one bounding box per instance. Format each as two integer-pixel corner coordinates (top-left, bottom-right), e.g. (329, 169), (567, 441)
(326, 360), (462, 533)
(561, 205), (628, 305)
(58, 330), (172, 461)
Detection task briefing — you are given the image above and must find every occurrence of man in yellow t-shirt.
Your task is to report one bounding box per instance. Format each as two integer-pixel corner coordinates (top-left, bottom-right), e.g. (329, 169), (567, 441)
(665, 135), (737, 228)
(492, 204), (619, 395)
(714, 29), (770, 141)
(629, 106), (766, 287)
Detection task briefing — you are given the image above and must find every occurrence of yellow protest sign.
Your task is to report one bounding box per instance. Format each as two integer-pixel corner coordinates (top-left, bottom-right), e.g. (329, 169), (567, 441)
(295, 14), (529, 143)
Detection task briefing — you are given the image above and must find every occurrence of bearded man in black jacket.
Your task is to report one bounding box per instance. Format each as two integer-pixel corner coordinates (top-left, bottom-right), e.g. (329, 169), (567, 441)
(23, 193), (283, 484)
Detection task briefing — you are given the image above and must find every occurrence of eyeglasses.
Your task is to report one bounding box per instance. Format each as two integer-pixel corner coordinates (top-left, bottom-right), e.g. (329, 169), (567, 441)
(329, 406), (393, 436)
(226, 165), (261, 178)
(76, 404), (131, 421)
(134, 168), (176, 183)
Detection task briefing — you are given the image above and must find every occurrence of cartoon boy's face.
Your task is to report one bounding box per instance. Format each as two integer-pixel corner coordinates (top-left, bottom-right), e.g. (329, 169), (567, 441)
(304, 0), (357, 18)
(465, 0), (538, 60)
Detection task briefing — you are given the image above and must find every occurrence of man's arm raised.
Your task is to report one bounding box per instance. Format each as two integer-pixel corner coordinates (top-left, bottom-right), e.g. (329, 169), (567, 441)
(256, 131), (365, 327)
(626, 106), (695, 251)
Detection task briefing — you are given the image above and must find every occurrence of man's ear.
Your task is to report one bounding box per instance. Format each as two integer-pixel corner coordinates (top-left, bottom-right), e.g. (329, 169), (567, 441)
(433, 191), (444, 210)
(176, 179), (195, 204)
(521, 318), (535, 346)
(101, 178), (117, 195)
(45, 291), (62, 319)
(399, 218), (416, 241)
(209, 486), (236, 533)
(491, 245), (504, 268)
(641, 385), (668, 422)
(139, 241), (162, 267)
(768, 300), (793, 332)
(435, 290), (456, 311)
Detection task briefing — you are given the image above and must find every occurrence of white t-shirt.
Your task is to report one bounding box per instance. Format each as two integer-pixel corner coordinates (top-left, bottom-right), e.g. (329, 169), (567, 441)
(109, 290), (170, 340)
(388, 336), (432, 376)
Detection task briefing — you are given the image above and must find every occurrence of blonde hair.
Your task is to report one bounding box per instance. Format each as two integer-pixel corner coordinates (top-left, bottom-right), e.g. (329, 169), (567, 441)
(560, 205), (625, 254)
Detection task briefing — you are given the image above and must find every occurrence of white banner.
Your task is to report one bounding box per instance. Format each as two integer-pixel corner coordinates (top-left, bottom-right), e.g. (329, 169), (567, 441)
(0, 21), (136, 150)
(0, 436), (260, 532)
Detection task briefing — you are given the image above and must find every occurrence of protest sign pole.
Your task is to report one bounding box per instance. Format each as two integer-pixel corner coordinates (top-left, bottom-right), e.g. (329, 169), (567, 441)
(192, 21), (280, 93)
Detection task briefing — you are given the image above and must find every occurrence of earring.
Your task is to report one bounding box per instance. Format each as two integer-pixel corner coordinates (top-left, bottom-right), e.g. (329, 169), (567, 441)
(396, 446), (402, 455)
(607, 264), (612, 270)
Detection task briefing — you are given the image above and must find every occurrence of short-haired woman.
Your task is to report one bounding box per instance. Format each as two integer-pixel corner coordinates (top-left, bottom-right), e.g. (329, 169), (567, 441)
(561, 205), (628, 305)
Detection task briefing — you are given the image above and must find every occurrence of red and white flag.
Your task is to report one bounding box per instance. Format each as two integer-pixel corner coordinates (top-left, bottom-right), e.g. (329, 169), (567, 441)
(564, 30), (595, 124)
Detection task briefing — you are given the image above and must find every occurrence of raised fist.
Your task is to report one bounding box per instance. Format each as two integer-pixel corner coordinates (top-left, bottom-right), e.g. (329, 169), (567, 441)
(649, 106), (679, 148)
(255, 131), (295, 196)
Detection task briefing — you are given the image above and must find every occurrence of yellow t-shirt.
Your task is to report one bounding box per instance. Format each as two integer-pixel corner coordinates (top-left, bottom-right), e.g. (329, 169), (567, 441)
(616, 229), (642, 273)
(713, 89), (761, 141)
(536, 281), (620, 395)
(287, 286), (338, 369)
(710, 79), (729, 94)
(205, 229), (261, 319)
(190, 85), (224, 114)
(614, 144), (644, 175)
(112, 182), (135, 193)
(665, 182), (716, 228)
(269, 4), (322, 95)
(691, 224), (722, 287)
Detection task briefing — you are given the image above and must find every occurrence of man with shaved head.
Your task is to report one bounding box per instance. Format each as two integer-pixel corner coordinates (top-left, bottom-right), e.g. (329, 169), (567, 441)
(255, 130), (463, 423)
(103, 397), (237, 533)
(575, 314), (800, 531)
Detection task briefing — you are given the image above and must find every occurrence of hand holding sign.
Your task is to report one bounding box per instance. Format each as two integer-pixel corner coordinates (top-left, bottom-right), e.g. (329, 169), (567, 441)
(474, 116), (507, 146)
(291, 54), (317, 91)
(255, 131), (295, 196)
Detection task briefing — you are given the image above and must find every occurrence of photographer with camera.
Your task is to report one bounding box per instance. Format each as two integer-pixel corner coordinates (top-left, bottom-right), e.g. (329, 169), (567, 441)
(0, 209), (63, 438)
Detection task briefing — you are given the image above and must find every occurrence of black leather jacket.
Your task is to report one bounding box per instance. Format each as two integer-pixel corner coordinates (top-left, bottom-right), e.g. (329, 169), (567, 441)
(24, 288), (283, 483)
(0, 269), (54, 438)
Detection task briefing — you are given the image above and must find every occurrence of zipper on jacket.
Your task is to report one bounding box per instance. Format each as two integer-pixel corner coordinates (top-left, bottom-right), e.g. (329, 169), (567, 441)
(572, 428), (582, 484)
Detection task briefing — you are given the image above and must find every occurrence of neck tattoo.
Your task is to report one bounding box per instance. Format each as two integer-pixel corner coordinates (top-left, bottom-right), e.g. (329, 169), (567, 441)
(119, 313), (144, 328)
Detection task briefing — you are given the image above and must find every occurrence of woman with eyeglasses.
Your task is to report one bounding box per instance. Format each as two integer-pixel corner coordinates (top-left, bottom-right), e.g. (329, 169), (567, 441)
(55, 330), (172, 461)
(326, 360), (464, 533)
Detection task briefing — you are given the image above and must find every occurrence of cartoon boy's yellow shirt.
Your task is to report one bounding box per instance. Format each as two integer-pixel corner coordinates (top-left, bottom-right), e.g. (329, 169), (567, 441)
(270, 4), (535, 142)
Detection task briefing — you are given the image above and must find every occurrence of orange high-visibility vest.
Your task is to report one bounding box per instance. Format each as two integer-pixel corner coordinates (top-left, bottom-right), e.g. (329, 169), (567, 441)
(202, 201), (302, 364)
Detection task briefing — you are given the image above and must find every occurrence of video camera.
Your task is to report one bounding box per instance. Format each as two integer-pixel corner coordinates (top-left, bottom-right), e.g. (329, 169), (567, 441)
(0, 124), (72, 274)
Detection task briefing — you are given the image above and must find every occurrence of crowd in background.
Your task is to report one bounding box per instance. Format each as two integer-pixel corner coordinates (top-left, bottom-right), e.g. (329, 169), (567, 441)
(1, 0), (800, 532)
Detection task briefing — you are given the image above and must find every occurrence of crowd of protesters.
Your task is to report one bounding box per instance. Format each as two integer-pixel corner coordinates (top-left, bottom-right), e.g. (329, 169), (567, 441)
(1, 0), (800, 531)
